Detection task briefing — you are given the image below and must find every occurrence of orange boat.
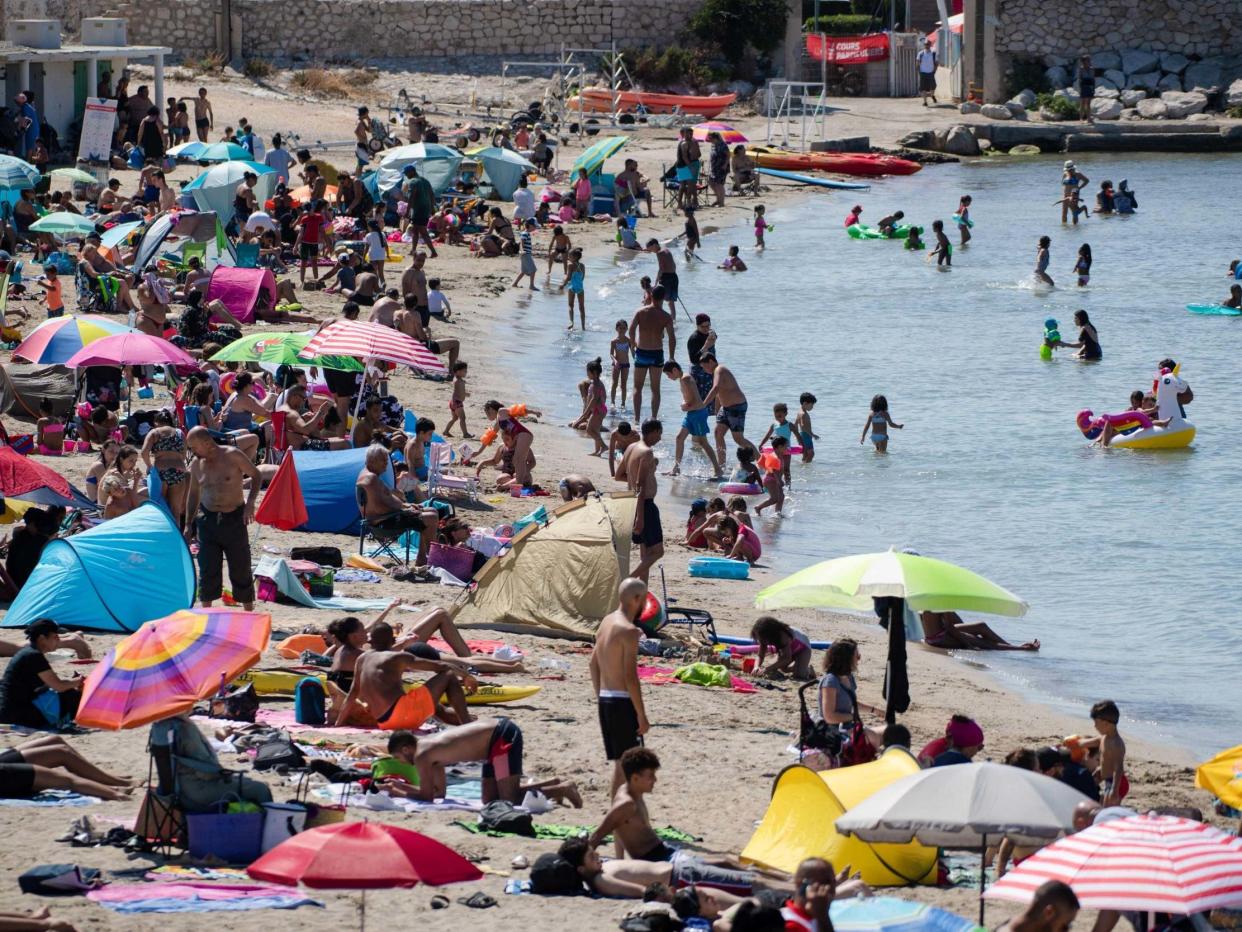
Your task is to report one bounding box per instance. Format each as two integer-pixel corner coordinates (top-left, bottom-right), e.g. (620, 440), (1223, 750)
(748, 147), (921, 177)
(568, 88), (737, 118)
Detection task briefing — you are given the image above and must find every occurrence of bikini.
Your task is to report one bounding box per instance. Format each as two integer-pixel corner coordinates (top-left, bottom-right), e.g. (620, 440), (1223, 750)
(870, 413), (888, 444)
(152, 430), (188, 485)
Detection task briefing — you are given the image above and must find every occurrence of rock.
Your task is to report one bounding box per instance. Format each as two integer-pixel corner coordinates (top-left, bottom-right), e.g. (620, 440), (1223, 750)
(1045, 65), (1069, 89)
(1228, 78), (1242, 107)
(1161, 89), (1208, 117)
(1104, 68), (1126, 88)
(1055, 87), (1081, 104)
(1008, 143), (1042, 155)
(980, 103), (1014, 120)
(1183, 60), (1222, 92)
(1159, 52), (1189, 74)
(1120, 108), (1141, 121)
(1039, 107), (1067, 121)
(1121, 48), (1160, 74)
(959, 100), (981, 114)
(1012, 88), (1038, 108)
(977, 138), (993, 152)
(942, 124), (981, 156)
(1096, 86), (1120, 99)
(1120, 88), (1147, 107)
(1043, 54), (1068, 68)
(1127, 71), (1159, 91)
(1157, 73), (1182, 92)
(1005, 101), (1027, 117)
(897, 130), (936, 150)
(1136, 98), (1168, 118)
(1091, 98), (1123, 120)
(1186, 112), (1213, 122)
(1093, 51), (1121, 71)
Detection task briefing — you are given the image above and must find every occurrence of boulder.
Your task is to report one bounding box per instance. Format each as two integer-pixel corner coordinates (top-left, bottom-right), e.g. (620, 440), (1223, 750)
(1091, 98), (1123, 120)
(1120, 88), (1147, 107)
(1005, 101), (1027, 118)
(1043, 54), (1068, 68)
(980, 103), (1014, 120)
(1183, 60), (1222, 92)
(942, 124), (981, 156)
(1012, 88), (1038, 108)
(1186, 112), (1213, 122)
(1159, 51), (1189, 74)
(1045, 65), (1069, 89)
(1038, 107), (1067, 121)
(1093, 51), (1121, 71)
(977, 138), (994, 152)
(1121, 48), (1160, 74)
(1120, 108), (1141, 121)
(1228, 78), (1242, 107)
(1157, 73), (1182, 92)
(1008, 143), (1042, 155)
(1127, 71), (1159, 91)
(1096, 81), (1119, 94)
(1136, 98), (1168, 118)
(959, 100), (981, 114)
(897, 130), (937, 150)
(1096, 86), (1120, 99)
(1104, 68), (1126, 88)
(1161, 89), (1208, 117)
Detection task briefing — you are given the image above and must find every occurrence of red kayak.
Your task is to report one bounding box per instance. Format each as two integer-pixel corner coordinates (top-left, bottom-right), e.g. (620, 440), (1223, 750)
(569, 88), (737, 118)
(749, 147), (921, 177)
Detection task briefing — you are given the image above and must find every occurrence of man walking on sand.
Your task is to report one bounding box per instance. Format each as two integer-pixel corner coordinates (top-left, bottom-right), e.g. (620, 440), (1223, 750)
(628, 284), (675, 422)
(616, 420), (663, 583)
(401, 165), (437, 258)
(917, 39), (938, 106)
(700, 352), (755, 466)
(591, 578), (651, 804)
(184, 426), (261, 611)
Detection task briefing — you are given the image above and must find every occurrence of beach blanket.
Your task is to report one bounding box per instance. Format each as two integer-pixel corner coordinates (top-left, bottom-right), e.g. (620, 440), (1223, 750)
(638, 664), (757, 694)
(455, 822), (699, 843)
(254, 556), (393, 612)
(0, 790), (99, 807)
(88, 881), (322, 914)
(147, 867), (250, 883)
(314, 779), (483, 813)
(253, 707), (434, 737)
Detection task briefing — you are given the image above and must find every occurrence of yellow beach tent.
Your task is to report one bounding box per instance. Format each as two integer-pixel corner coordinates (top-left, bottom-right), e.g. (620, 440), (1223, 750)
(741, 748), (938, 885)
(1195, 744), (1242, 809)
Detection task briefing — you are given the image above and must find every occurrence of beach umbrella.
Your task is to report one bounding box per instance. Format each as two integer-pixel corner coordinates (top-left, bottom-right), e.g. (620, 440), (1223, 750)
(184, 160), (277, 226)
(692, 121), (748, 144)
(0, 154), (41, 190)
(45, 167), (99, 184)
(254, 451), (309, 532)
(64, 332), (197, 369)
(210, 332), (363, 371)
(286, 183), (339, 205)
(196, 141), (252, 162)
(468, 146), (536, 200)
(12, 314), (141, 365)
(985, 814), (1242, 915)
(376, 143), (463, 196)
(28, 212), (98, 237)
(0, 446), (72, 501)
(828, 895), (978, 931)
(75, 608), (272, 730)
(298, 319), (447, 375)
(836, 762), (1092, 922)
(1195, 744), (1242, 809)
(183, 159), (275, 192)
(166, 140), (207, 160)
(572, 135), (626, 177)
(248, 821), (483, 888)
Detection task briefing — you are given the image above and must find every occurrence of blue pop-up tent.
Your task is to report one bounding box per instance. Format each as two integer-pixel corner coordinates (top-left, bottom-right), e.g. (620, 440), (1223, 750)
(0, 502), (195, 633)
(290, 447), (394, 534)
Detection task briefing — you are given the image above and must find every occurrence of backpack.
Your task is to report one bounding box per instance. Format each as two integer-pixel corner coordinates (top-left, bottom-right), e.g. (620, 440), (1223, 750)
(529, 852), (582, 895)
(208, 683), (259, 723)
(294, 677), (326, 726)
(253, 734), (306, 772)
(290, 546), (343, 567)
(478, 800), (534, 837)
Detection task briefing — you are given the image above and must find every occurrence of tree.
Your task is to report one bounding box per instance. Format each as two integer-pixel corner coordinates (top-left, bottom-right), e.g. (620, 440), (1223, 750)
(690, 0), (789, 64)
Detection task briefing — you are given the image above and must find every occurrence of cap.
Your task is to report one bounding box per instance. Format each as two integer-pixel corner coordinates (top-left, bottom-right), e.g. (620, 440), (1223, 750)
(947, 717), (984, 748)
(26, 618), (65, 640)
(1044, 317), (1058, 329)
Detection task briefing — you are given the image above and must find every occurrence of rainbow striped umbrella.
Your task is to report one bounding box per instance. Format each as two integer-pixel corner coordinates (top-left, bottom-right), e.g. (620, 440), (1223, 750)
(13, 314), (141, 365)
(692, 121), (748, 144)
(76, 609), (272, 730)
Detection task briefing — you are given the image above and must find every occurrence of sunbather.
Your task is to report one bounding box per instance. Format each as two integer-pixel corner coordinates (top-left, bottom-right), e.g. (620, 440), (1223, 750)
(329, 648), (472, 731)
(919, 611), (1039, 651)
(0, 734), (135, 801)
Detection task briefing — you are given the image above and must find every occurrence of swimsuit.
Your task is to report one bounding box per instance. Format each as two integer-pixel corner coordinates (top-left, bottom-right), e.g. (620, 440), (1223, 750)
(798, 429), (814, 452)
(636, 840), (676, 862)
(717, 402), (747, 432)
(375, 684), (435, 731)
(633, 347), (664, 369)
(682, 408), (710, 437)
(158, 466), (188, 486)
(658, 271), (679, 302)
(567, 269), (585, 294)
(631, 498), (663, 548)
(482, 717), (523, 780)
(870, 413), (888, 444)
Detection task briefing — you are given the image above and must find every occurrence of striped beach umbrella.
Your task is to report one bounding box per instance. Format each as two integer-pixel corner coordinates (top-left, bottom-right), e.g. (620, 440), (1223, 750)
(299, 319), (447, 374)
(12, 314), (141, 365)
(986, 814), (1242, 914)
(572, 135), (626, 177)
(692, 121), (749, 144)
(76, 609), (272, 730)
(0, 154), (41, 190)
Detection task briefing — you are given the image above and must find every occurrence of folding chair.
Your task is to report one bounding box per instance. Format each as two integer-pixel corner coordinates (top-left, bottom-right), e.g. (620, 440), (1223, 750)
(356, 485), (412, 564)
(655, 565), (717, 641)
(134, 719), (189, 856)
(233, 242), (260, 269)
(426, 441), (478, 502)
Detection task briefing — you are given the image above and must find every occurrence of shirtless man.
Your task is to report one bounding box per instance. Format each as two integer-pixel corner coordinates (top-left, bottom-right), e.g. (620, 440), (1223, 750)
(400, 252), (430, 318)
(662, 359), (721, 478)
(919, 611), (1040, 651)
(616, 419), (663, 583)
(614, 159), (654, 218)
(353, 107), (371, 172)
(628, 285), (675, 422)
(411, 716), (580, 806)
(234, 172), (258, 222)
(645, 239), (680, 316)
(367, 288), (400, 326)
(331, 647), (470, 731)
(591, 577), (651, 808)
(356, 444), (440, 566)
(700, 353), (755, 467)
(397, 295), (460, 370)
(184, 426), (261, 611)
(193, 87), (213, 143)
(280, 384), (350, 451)
(350, 396), (405, 449)
(406, 107), (427, 144)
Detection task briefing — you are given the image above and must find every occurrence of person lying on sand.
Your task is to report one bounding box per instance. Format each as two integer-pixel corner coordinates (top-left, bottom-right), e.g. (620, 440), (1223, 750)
(0, 734), (135, 802)
(366, 604), (525, 675)
(328, 648), (473, 731)
(558, 836), (758, 903)
(0, 906), (80, 931)
(919, 611), (1039, 651)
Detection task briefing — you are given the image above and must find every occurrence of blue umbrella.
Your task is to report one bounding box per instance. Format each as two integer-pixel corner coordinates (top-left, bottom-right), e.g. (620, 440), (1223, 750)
(467, 146), (536, 201)
(184, 160), (277, 226)
(197, 142), (252, 162)
(0, 154), (41, 190)
(829, 896), (979, 932)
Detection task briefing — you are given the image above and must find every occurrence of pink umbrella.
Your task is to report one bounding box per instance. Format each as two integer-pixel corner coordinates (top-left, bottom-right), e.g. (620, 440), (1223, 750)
(64, 332), (198, 368)
(298, 319), (447, 375)
(692, 121), (748, 144)
(986, 814), (1242, 915)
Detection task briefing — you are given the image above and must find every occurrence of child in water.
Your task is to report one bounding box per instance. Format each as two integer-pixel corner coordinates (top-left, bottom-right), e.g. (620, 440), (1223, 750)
(683, 205), (700, 260)
(904, 226), (925, 251)
(609, 320), (631, 409)
(754, 204), (769, 249)
(729, 446), (761, 487)
(574, 357), (608, 456)
(1034, 236), (1055, 287)
(861, 394), (903, 453)
(560, 247), (586, 330)
(1053, 190), (1089, 224)
(845, 204), (862, 227)
(876, 210), (905, 237)
(1074, 243), (1092, 287)
(929, 220), (952, 267)
(758, 403), (796, 486)
(755, 436), (790, 515)
(719, 245), (748, 271)
(616, 217), (640, 250)
(956, 195), (972, 245)
(794, 392), (818, 463)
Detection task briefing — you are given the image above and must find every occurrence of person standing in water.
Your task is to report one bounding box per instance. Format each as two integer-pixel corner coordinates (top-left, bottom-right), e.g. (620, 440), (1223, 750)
(956, 195), (972, 246)
(1057, 309), (1101, 360)
(628, 285), (676, 422)
(1060, 161), (1089, 223)
(1034, 236), (1055, 287)
(860, 394), (903, 453)
(1074, 243), (1092, 287)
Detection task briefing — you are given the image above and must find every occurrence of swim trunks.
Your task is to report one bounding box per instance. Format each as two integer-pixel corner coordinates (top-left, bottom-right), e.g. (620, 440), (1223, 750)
(299, 242), (320, 261)
(717, 402), (747, 432)
(631, 498), (663, 548)
(376, 685), (436, 731)
(0, 763), (36, 798)
(669, 850), (754, 896)
(196, 117), (210, 129)
(482, 717), (523, 780)
(658, 271), (679, 302)
(635, 840), (676, 862)
(405, 642), (441, 660)
(0, 748), (24, 764)
(633, 347), (664, 369)
(598, 693), (642, 760)
(682, 408), (710, 438)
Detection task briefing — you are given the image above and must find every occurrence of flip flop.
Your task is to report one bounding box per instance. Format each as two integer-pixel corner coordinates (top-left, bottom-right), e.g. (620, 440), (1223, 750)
(429, 895), (450, 909)
(457, 892), (497, 909)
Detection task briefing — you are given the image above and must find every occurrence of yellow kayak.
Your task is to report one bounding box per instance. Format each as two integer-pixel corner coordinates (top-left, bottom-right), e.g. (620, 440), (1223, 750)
(232, 669), (541, 705)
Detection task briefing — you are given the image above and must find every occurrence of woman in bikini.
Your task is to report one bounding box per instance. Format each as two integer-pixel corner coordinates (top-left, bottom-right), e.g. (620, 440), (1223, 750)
(481, 401), (535, 488)
(325, 616), (368, 692)
(134, 268), (170, 338)
(140, 410), (190, 527)
(192, 383), (262, 462)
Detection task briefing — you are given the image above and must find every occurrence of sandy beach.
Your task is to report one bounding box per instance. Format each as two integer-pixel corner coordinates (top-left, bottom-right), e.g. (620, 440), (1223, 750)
(0, 68), (1225, 930)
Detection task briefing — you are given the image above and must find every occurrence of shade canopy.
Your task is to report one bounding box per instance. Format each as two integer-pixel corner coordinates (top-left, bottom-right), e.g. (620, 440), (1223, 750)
(0, 445), (72, 499)
(65, 333), (197, 369)
(254, 452), (309, 532)
(469, 146), (536, 200)
(46, 167), (99, 184)
(186, 160), (277, 226)
(572, 135), (626, 177)
(197, 141), (252, 162)
(828, 896), (977, 931)
(376, 143), (463, 196)
(29, 212), (98, 237)
(298, 319), (447, 374)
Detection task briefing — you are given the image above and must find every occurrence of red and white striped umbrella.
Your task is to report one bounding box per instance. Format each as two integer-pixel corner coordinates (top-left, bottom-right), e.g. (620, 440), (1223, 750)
(298, 320), (447, 374)
(986, 814), (1242, 914)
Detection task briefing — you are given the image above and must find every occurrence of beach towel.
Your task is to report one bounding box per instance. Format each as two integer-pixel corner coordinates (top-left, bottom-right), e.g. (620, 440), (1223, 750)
(0, 790), (99, 807)
(454, 822), (699, 843)
(314, 780), (483, 813)
(254, 556), (393, 612)
(87, 881), (322, 914)
(639, 664), (757, 694)
(147, 866), (250, 883)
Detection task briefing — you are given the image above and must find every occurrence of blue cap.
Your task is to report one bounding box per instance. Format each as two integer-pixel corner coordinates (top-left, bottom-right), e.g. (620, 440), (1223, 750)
(1044, 318), (1058, 329)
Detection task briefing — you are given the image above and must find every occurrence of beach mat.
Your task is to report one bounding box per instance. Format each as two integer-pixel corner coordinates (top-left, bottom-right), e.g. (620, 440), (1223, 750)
(87, 881), (323, 914)
(454, 821), (698, 843)
(638, 664), (756, 694)
(314, 780), (483, 813)
(0, 790), (99, 807)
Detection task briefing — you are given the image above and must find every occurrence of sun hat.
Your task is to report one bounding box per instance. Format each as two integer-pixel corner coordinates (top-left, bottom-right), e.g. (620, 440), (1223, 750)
(947, 717), (984, 748)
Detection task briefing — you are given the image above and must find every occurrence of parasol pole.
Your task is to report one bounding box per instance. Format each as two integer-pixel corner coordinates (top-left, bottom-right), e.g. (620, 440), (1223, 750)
(978, 834), (987, 925)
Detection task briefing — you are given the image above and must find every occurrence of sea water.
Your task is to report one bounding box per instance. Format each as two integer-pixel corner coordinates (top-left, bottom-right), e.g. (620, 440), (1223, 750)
(498, 152), (1242, 758)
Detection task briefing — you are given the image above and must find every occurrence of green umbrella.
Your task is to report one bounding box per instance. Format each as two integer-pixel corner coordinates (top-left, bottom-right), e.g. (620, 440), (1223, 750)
(572, 135), (627, 177)
(28, 212), (99, 237)
(46, 167), (99, 184)
(754, 549), (1028, 617)
(210, 333), (363, 371)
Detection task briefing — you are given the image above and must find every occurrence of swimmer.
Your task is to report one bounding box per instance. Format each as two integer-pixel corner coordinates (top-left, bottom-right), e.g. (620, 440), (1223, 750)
(1034, 236), (1055, 287)
(608, 421), (639, 478)
(754, 435), (790, 516)
(754, 204), (768, 249)
(794, 392), (818, 463)
(1097, 390), (1168, 447)
(609, 320), (631, 409)
(844, 204), (862, 227)
(861, 394), (902, 453)
(757, 403), (796, 486)
(904, 226), (925, 251)
(728, 446), (761, 488)
(1228, 259), (1242, 281)
(876, 210), (904, 237)
(662, 360), (722, 479)
(928, 220), (951, 267)
(719, 245), (748, 272)
(1225, 284), (1242, 309)
(956, 195), (972, 245)
(1074, 243), (1092, 287)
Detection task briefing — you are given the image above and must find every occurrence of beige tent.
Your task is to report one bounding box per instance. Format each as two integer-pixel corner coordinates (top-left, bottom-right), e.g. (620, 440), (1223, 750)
(455, 492), (636, 637)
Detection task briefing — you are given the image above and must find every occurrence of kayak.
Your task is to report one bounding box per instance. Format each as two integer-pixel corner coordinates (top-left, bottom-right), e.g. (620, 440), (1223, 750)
(748, 147), (921, 177)
(757, 167), (871, 191)
(1187, 304), (1242, 316)
(231, 669), (542, 705)
(568, 89), (736, 118)
(847, 222), (912, 240)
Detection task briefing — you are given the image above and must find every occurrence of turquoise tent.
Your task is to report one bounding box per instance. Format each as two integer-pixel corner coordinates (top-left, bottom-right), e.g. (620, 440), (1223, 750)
(0, 502), (195, 633)
(468, 146), (536, 201)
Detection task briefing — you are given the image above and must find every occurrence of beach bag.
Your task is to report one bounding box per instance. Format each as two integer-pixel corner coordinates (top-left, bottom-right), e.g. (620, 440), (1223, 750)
(427, 542), (475, 581)
(478, 800), (534, 837)
(32, 687), (76, 729)
(256, 576), (279, 603)
(18, 864), (103, 895)
(187, 799), (263, 863)
(798, 681), (843, 756)
(838, 686), (877, 767)
(294, 677), (327, 726)
(254, 734), (305, 772)
(290, 545), (343, 567)
(260, 802), (308, 853)
(209, 683), (259, 723)
(530, 852), (581, 895)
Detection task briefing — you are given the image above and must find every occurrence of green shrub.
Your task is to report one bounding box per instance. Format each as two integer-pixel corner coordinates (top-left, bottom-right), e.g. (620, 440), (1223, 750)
(1035, 92), (1078, 119)
(243, 59), (274, 79)
(691, 0), (787, 63)
(1005, 59), (1049, 98)
(620, 46), (714, 89)
(803, 13), (879, 35)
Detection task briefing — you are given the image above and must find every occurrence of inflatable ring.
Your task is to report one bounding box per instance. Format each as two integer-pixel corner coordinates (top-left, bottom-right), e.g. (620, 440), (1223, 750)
(719, 482), (762, 496)
(762, 443), (802, 455)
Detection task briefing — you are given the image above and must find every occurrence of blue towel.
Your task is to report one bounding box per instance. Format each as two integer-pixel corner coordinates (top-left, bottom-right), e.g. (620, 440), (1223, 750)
(100, 895), (322, 914)
(0, 790), (98, 807)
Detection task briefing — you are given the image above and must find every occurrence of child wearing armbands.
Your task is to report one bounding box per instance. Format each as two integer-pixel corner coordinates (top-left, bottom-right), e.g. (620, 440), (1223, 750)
(754, 436), (790, 516)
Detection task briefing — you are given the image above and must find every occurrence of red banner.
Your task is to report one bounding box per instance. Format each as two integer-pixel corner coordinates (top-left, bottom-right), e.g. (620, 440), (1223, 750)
(806, 33), (890, 65)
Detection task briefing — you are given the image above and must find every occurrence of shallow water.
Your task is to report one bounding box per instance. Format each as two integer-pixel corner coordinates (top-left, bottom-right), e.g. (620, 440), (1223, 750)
(500, 152), (1242, 758)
